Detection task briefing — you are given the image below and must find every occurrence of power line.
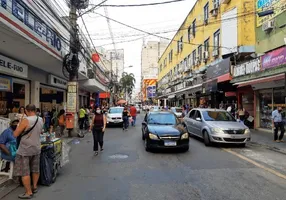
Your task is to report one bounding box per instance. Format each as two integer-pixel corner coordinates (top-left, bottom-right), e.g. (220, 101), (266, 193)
(95, 36), (147, 47)
(78, 0), (108, 17)
(90, 0), (186, 7)
(94, 11), (256, 50)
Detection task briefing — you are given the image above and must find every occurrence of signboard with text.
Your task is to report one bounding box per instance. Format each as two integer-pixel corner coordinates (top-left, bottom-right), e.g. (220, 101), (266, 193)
(66, 82), (78, 113)
(147, 85), (156, 98)
(261, 46), (286, 70)
(0, 75), (13, 92)
(233, 59), (260, 77)
(0, 54), (28, 78)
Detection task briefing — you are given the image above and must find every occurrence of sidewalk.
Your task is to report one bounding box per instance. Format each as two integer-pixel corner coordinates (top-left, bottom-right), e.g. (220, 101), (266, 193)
(249, 129), (286, 154)
(0, 136), (76, 199)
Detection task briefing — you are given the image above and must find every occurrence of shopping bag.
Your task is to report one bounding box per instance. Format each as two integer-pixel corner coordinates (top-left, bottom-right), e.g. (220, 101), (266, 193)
(39, 146), (54, 186)
(8, 141), (17, 161)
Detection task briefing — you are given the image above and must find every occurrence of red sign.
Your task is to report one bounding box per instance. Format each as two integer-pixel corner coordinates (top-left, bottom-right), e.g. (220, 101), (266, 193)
(92, 53), (100, 63)
(99, 92), (110, 99)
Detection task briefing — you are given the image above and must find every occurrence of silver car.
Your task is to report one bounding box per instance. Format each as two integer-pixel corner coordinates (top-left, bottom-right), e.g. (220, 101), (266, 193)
(183, 108), (251, 147)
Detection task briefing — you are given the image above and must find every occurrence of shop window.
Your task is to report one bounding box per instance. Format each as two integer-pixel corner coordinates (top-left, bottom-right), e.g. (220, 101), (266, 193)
(273, 88), (286, 109)
(259, 90), (272, 129)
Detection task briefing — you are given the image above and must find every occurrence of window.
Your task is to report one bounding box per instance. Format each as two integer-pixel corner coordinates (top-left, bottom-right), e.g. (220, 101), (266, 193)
(187, 25), (192, 42)
(213, 0), (219, 9)
(194, 111), (202, 120)
(204, 3), (209, 23)
(179, 36), (183, 52)
(160, 64), (162, 72)
(189, 110), (196, 119)
(214, 29), (220, 51)
(184, 58), (188, 71)
(202, 111), (236, 122)
(176, 64), (179, 74)
(148, 113), (178, 125)
(188, 54), (192, 68)
(164, 58), (167, 67)
(169, 50), (173, 63)
(204, 38), (210, 52)
(109, 107), (124, 113)
(180, 61), (183, 71)
(192, 50), (196, 66)
(198, 45), (203, 61)
(192, 19), (196, 37)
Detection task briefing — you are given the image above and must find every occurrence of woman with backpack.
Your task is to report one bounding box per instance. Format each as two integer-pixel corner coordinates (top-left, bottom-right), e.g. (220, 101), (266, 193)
(57, 109), (66, 137)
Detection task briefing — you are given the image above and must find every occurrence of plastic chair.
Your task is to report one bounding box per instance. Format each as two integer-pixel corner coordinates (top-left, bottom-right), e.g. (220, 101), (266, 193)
(0, 159), (14, 179)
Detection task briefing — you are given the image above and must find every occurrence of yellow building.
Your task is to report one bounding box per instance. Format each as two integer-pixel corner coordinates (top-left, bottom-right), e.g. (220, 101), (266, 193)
(157, 0), (256, 108)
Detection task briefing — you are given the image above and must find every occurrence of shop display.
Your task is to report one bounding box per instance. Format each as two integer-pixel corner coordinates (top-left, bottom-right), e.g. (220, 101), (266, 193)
(259, 92), (272, 129)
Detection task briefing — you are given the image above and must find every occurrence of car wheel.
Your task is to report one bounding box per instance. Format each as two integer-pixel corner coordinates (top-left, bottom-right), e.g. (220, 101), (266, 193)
(145, 139), (150, 152)
(203, 131), (211, 146)
(142, 132), (145, 140)
(182, 146), (189, 152)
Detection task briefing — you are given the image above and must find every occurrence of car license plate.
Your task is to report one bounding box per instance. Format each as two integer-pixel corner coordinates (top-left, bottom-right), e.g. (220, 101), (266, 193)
(164, 141), (177, 146)
(114, 120), (120, 123)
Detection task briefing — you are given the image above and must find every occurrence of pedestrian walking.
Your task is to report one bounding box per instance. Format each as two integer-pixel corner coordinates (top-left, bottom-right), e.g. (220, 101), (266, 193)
(89, 106), (107, 156)
(122, 106), (131, 131)
(57, 109), (66, 137)
(272, 106), (285, 142)
(78, 106), (86, 136)
(13, 104), (43, 199)
(129, 105), (137, 127)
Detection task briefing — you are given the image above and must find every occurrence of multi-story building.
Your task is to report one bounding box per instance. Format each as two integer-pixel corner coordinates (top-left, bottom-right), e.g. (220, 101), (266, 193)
(106, 49), (125, 81)
(0, 0), (107, 114)
(231, 0), (286, 130)
(157, 0), (256, 108)
(141, 40), (168, 102)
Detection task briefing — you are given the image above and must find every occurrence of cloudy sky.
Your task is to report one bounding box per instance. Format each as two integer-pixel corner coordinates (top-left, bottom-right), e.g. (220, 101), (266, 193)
(63, 0), (196, 92)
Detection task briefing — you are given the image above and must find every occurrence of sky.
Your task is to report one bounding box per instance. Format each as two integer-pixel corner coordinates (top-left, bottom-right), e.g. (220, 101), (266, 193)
(77, 0), (196, 93)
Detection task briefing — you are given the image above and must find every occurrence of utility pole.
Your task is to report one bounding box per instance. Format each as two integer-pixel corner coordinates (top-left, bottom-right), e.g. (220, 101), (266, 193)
(109, 51), (113, 106)
(63, 0), (88, 137)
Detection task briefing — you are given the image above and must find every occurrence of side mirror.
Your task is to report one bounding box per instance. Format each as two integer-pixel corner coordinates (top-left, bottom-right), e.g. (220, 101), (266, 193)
(196, 117), (202, 121)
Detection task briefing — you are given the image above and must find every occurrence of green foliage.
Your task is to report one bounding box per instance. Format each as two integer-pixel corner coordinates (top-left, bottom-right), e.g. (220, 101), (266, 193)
(119, 72), (136, 95)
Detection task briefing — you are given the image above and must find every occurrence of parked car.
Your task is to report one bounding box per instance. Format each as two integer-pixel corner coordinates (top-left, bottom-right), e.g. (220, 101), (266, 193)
(170, 107), (183, 118)
(183, 108), (251, 147)
(106, 107), (124, 126)
(152, 106), (159, 112)
(141, 111), (189, 152)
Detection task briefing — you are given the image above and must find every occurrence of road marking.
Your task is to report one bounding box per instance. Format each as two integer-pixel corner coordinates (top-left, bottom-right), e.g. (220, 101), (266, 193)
(222, 148), (286, 180)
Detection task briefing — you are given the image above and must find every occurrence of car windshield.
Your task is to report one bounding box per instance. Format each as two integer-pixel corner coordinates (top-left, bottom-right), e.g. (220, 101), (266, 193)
(202, 111), (236, 122)
(148, 113), (177, 125)
(175, 108), (182, 112)
(109, 107), (124, 114)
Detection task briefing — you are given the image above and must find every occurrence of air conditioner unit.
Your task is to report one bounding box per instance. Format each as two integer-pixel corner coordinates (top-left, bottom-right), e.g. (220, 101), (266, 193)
(203, 51), (209, 60)
(262, 20), (275, 32)
(212, 49), (219, 57)
(221, 0), (231, 4)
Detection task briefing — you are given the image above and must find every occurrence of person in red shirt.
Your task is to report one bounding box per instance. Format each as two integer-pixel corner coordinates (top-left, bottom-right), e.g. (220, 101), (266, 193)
(129, 105), (137, 127)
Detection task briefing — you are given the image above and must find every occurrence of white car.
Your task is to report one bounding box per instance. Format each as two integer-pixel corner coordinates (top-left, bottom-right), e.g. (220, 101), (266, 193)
(106, 107), (124, 125)
(171, 107), (183, 118)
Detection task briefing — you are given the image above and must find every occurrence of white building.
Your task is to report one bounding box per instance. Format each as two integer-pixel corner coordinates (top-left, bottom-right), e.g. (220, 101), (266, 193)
(0, 0), (106, 112)
(141, 40), (168, 80)
(106, 49), (125, 81)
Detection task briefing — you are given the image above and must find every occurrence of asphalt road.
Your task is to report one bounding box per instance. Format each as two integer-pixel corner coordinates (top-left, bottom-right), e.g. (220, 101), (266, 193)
(3, 114), (286, 200)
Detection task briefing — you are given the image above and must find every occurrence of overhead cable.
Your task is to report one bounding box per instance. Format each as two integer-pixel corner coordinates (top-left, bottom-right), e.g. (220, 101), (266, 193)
(79, 0), (108, 17)
(91, 0), (186, 7)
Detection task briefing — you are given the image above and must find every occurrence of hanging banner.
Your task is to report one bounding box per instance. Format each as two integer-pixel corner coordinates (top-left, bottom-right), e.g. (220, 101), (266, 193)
(66, 82), (78, 113)
(147, 85), (156, 98)
(261, 46), (286, 70)
(0, 75), (13, 92)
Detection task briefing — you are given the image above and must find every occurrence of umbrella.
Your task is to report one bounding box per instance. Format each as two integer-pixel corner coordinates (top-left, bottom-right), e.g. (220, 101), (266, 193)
(117, 99), (126, 104)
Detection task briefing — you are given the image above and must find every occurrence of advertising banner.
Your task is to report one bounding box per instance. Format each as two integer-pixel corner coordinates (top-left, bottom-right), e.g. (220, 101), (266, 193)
(147, 85), (156, 98)
(66, 82), (78, 113)
(261, 47), (286, 70)
(256, 0), (286, 27)
(0, 75), (13, 92)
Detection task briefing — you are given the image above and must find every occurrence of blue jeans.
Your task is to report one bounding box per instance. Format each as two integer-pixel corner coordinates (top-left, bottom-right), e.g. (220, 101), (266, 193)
(131, 116), (136, 126)
(123, 116), (129, 129)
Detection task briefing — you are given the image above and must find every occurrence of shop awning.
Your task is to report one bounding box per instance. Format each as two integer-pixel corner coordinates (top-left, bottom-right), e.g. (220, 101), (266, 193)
(79, 78), (107, 92)
(234, 74), (285, 88)
(217, 73), (232, 83)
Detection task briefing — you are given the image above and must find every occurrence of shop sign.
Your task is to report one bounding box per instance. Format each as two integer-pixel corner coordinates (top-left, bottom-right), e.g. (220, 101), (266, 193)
(206, 58), (230, 79)
(0, 75), (13, 92)
(1, 0), (63, 54)
(147, 85), (156, 98)
(233, 59), (260, 77)
(0, 54), (28, 78)
(67, 82), (77, 113)
(261, 47), (286, 70)
(48, 75), (67, 89)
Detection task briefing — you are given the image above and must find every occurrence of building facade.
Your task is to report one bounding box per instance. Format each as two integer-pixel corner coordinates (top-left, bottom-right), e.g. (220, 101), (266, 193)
(231, 0), (286, 130)
(0, 0), (107, 117)
(141, 40), (168, 102)
(157, 0), (256, 108)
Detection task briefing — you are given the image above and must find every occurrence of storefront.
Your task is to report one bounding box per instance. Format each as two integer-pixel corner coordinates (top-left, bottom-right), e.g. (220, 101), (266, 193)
(202, 58), (234, 108)
(0, 54), (30, 117)
(99, 92), (110, 106)
(78, 89), (90, 108)
(40, 75), (67, 112)
(232, 47), (286, 129)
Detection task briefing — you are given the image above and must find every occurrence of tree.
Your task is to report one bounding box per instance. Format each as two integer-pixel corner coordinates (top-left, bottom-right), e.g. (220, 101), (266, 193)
(119, 72), (136, 100)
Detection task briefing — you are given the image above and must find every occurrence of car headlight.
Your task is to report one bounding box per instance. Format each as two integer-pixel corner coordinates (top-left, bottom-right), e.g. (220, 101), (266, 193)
(149, 133), (159, 140)
(244, 128), (250, 134)
(181, 132), (189, 139)
(211, 128), (224, 134)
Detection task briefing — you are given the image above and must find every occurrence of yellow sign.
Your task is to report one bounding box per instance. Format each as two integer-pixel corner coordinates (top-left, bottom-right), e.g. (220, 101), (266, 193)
(256, 0), (286, 27)
(0, 76), (12, 92)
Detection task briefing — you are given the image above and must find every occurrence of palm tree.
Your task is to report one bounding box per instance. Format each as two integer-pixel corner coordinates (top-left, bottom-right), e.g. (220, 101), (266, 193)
(119, 72), (136, 100)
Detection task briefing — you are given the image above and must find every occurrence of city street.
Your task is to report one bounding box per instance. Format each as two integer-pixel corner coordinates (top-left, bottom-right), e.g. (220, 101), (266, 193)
(3, 114), (286, 200)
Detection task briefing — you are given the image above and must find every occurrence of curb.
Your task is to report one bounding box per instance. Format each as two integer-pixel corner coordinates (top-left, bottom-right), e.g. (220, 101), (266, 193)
(248, 141), (286, 155)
